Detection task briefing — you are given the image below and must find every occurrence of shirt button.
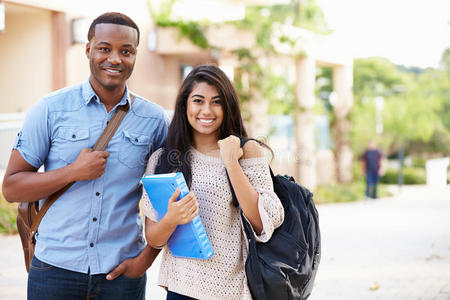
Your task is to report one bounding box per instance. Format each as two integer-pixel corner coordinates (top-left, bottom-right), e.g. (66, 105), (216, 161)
(135, 138), (139, 142)
(72, 134), (76, 139)
(93, 217), (97, 222)
(96, 192), (100, 196)
(90, 243), (94, 247)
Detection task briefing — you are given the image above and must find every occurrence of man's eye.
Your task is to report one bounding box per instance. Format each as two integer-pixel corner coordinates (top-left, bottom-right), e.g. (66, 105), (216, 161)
(122, 50), (131, 55)
(99, 47), (110, 52)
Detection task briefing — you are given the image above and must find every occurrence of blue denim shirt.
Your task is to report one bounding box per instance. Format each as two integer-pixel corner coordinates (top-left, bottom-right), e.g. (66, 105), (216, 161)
(13, 79), (168, 274)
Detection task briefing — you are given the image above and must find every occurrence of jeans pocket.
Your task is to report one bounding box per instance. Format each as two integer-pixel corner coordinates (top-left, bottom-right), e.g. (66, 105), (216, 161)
(120, 273), (145, 281)
(30, 256), (55, 271)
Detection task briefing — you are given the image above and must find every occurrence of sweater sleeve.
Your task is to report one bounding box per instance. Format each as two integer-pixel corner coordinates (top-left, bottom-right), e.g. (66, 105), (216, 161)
(141, 148), (163, 221)
(240, 157), (284, 243)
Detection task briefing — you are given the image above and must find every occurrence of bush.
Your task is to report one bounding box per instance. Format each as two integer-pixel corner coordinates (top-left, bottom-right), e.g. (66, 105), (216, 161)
(0, 194), (18, 234)
(315, 181), (364, 204)
(380, 167), (426, 184)
(314, 181), (392, 204)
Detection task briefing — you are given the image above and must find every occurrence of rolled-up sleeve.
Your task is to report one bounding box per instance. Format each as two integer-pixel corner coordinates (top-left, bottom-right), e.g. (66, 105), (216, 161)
(240, 157), (284, 243)
(13, 99), (50, 168)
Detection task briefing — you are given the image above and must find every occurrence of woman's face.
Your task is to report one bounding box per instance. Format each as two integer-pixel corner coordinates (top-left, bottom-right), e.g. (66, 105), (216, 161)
(186, 82), (224, 140)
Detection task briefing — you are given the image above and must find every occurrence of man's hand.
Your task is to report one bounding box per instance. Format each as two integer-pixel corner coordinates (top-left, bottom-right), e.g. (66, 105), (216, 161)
(69, 148), (109, 181)
(106, 246), (161, 280)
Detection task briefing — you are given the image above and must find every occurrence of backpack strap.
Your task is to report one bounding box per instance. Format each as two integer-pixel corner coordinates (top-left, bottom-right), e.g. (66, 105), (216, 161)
(29, 93), (135, 242)
(227, 137), (269, 207)
(225, 136), (266, 299)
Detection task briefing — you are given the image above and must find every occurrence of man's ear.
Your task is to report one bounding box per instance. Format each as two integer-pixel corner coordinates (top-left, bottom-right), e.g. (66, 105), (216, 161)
(85, 42), (91, 58)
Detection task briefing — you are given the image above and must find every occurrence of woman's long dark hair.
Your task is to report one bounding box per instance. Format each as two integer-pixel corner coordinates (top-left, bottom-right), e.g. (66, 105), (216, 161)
(155, 64), (266, 187)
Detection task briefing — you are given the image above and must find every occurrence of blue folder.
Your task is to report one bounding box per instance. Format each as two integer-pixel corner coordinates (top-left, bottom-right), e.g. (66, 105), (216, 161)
(141, 172), (214, 259)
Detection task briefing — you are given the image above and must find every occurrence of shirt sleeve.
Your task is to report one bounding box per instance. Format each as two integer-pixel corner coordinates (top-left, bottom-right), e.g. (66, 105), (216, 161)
(13, 99), (51, 168)
(239, 157), (284, 243)
(141, 148), (164, 222)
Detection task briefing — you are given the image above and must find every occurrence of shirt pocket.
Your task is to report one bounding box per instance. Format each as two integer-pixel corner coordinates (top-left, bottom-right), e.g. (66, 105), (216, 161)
(118, 130), (151, 169)
(56, 127), (90, 164)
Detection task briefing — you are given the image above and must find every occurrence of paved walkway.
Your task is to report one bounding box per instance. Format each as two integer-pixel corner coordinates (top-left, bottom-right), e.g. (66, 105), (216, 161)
(0, 185), (449, 299)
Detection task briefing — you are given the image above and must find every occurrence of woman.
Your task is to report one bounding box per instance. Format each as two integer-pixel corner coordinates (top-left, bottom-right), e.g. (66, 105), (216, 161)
(142, 64), (284, 300)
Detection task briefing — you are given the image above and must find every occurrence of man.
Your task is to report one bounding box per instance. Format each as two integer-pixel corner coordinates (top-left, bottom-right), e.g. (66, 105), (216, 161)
(360, 140), (384, 199)
(2, 12), (165, 299)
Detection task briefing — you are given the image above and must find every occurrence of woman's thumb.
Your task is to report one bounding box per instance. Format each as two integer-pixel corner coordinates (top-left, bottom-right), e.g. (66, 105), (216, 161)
(169, 188), (180, 203)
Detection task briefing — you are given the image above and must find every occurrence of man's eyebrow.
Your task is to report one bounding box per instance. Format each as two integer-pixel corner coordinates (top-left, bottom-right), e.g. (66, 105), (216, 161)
(96, 41), (111, 46)
(95, 42), (135, 48)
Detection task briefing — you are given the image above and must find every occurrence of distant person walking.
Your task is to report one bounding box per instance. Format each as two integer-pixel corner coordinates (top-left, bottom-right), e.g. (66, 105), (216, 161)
(360, 140), (383, 199)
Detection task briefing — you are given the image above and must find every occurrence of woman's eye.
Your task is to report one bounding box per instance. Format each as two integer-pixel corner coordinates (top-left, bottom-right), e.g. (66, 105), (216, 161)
(212, 100), (222, 105)
(192, 99), (202, 103)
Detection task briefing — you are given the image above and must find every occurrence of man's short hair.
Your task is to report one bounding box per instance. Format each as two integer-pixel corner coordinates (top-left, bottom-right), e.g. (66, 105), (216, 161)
(87, 12), (140, 45)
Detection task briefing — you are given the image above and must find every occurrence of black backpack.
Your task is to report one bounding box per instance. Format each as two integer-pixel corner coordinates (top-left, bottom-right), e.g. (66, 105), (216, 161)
(228, 139), (321, 300)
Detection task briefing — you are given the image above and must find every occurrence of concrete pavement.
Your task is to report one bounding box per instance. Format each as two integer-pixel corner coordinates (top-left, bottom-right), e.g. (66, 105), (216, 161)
(0, 185), (449, 299)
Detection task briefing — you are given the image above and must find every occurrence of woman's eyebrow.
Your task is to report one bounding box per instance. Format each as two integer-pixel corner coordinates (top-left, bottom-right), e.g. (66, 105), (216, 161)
(191, 94), (205, 98)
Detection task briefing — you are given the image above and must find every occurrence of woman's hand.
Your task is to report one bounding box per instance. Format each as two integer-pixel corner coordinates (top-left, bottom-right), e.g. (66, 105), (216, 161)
(218, 135), (243, 168)
(163, 189), (199, 227)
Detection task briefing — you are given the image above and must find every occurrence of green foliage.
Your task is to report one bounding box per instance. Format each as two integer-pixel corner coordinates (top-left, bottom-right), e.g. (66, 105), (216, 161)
(158, 20), (209, 49)
(264, 70), (295, 115)
(351, 54), (450, 156)
(440, 48), (450, 75)
(148, 0), (209, 49)
(315, 181), (365, 204)
(353, 57), (408, 99)
(380, 168), (426, 185)
(232, 0), (330, 53)
(315, 161), (392, 204)
(148, 0), (330, 124)
(315, 181), (392, 204)
(0, 194), (18, 234)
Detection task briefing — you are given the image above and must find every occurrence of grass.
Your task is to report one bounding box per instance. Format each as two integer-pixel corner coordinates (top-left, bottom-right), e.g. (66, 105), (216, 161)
(0, 193), (18, 234)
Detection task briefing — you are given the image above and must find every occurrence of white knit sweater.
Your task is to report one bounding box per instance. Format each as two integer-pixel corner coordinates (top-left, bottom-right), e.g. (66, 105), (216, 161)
(142, 148), (284, 300)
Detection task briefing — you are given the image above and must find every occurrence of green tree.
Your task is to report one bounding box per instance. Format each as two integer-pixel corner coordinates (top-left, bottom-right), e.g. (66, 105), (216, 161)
(352, 55), (449, 156)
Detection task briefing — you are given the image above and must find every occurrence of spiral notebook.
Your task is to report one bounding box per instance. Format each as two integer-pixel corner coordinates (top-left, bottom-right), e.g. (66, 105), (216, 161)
(141, 172), (214, 259)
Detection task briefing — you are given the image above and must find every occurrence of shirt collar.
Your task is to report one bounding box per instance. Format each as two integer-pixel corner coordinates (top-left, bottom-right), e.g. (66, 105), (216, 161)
(81, 78), (131, 107)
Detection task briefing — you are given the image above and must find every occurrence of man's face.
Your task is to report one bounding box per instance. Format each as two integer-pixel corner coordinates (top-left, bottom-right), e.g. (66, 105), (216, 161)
(86, 23), (138, 92)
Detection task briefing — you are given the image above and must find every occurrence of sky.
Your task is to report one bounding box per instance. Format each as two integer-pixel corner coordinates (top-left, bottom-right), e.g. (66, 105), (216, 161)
(315, 0), (450, 68)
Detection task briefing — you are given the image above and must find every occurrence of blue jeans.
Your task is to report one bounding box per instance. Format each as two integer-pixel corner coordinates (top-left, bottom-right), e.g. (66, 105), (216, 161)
(365, 172), (379, 199)
(166, 291), (197, 300)
(28, 256), (146, 300)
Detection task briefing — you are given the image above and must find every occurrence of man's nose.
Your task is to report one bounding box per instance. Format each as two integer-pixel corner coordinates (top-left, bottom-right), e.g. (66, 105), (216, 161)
(107, 50), (121, 64)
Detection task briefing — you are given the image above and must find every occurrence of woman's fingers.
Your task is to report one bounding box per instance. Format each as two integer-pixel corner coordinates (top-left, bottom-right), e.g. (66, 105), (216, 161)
(169, 188), (180, 203)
